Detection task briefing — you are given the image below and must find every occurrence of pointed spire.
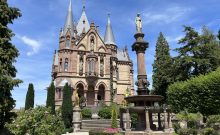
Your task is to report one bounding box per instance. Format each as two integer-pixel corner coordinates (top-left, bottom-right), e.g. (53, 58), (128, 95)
(76, 4), (90, 35)
(104, 14), (116, 45)
(63, 0), (74, 35)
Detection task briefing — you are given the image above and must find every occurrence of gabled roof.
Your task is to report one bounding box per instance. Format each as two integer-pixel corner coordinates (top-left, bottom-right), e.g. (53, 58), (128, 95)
(117, 49), (129, 61)
(76, 7), (90, 35)
(104, 14), (116, 45)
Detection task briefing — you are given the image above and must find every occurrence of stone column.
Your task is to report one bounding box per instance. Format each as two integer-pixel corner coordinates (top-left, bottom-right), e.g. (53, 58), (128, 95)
(72, 106), (81, 132)
(158, 113), (162, 130)
(164, 108), (169, 130)
(125, 108), (131, 131)
(132, 33), (149, 95)
(168, 113), (173, 129)
(94, 91), (98, 106)
(145, 107), (152, 132)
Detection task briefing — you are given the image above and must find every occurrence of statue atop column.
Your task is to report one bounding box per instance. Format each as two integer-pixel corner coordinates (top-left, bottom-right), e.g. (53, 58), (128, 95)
(135, 13), (142, 33)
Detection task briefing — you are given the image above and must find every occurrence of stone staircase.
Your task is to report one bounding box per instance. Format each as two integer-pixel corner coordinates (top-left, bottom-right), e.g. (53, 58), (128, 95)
(81, 119), (120, 130)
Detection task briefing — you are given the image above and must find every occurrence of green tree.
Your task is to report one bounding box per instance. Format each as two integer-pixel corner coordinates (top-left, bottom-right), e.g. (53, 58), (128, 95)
(61, 83), (73, 128)
(46, 82), (55, 114)
(152, 32), (173, 102)
(174, 26), (200, 81)
(174, 26), (220, 81)
(6, 106), (65, 135)
(0, 0), (22, 129)
(25, 83), (34, 110)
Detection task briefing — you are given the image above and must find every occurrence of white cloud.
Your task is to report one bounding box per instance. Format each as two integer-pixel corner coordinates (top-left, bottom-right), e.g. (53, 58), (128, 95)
(142, 6), (193, 25)
(17, 35), (41, 56)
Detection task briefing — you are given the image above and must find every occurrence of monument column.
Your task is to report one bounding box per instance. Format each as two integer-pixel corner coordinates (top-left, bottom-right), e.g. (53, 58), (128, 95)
(132, 14), (149, 95)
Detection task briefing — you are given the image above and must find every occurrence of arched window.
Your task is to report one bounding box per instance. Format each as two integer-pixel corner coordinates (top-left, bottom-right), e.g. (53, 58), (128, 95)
(65, 39), (70, 48)
(59, 58), (62, 71)
(58, 89), (62, 99)
(100, 57), (104, 76)
(64, 58), (68, 71)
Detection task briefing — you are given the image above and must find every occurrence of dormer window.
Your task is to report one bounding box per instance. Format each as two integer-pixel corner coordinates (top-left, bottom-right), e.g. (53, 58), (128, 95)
(64, 58), (68, 71)
(65, 39), (70, 48)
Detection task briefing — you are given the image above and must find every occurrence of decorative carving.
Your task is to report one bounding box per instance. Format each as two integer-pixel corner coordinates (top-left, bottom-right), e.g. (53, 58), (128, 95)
(74, 88), (80, 107)
(135, 78), (150, 88)
(79, 55), (83, 76)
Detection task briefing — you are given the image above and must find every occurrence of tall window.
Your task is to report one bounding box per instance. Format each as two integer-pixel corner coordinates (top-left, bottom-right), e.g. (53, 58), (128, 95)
(58, 89), (61, 99)
(64, 58), (68, 71)
(65, 39), (70, 48)
(59, 58), (62, 71)
(100, 57), (104, 76)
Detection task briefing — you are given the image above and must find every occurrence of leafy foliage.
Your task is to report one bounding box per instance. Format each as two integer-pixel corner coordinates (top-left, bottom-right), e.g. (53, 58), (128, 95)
(25, 83), (34, 110)
(173, 26), (220, 81)
(6, 106), (65, 135)
(0, 0), (22, 128)
(46, 82), (55, 114)
(167, 68), (220, 117)
(61, 83), (73, 128)
(98, 106), (112, 119)
(81, 107), (92, 119)
(111, 105), (118, 128)
(152, 32), (173, 102)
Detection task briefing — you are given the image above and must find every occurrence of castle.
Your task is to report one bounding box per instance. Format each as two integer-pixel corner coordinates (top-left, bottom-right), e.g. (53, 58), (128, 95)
(51, 0), (134, 108)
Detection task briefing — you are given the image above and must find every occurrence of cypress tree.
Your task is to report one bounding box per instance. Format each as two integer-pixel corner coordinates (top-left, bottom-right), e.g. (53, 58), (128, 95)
(0, 0), (22, 128)
(61, 83), (73, 128)
(46, 82), (55, 114)
(152, 32), (172, 102)
(25, 83), (34, 110)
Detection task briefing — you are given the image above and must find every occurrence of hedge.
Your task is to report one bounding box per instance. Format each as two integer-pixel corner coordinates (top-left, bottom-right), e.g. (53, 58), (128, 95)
(167, 68), (220, 117)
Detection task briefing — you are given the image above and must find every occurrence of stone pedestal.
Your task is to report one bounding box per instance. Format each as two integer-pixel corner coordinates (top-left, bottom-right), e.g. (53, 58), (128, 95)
(72, 106), (82, 132)
(123, 109), (131, 131)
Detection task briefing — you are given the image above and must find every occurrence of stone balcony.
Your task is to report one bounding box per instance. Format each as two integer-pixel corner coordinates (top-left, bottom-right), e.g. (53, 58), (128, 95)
(85, 71), (98, 82)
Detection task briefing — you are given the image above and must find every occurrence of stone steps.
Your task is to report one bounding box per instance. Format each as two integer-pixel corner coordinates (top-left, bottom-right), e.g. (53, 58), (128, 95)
(81, 119), (120, 130)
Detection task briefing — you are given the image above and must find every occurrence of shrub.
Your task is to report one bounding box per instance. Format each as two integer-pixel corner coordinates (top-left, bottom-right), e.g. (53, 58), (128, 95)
(167, 68), (220, 117)
(81, 107), (92, 119)
(206, 115), (220, 127)
(6, 106), (65, 135)
(178, 128), (197, 135)
(201, 128), (218, 135)
(111, 105), (118, 128)
(131, 113), (138, 128)
(98, 106), (112, 119)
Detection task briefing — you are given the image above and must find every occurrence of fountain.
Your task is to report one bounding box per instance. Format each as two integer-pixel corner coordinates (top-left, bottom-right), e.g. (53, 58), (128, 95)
(119, 14), (174, 135)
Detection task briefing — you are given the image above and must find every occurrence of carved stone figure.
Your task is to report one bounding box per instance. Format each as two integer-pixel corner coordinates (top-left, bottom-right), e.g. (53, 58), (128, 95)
(74, 88), (80, 107)
(135, 13), (142, 33)
(79, 57), (83, 72)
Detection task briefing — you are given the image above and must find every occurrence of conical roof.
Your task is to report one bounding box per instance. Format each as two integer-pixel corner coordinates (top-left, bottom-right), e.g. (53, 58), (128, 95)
(63, 0), (75, 35)
(104, 14), (116, 45)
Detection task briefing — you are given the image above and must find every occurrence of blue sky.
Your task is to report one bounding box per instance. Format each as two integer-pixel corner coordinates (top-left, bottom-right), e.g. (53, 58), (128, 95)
(8, 0), (220, 108)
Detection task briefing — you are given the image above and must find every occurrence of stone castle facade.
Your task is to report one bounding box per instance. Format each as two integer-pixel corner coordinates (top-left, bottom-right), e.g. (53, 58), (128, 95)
(51, 0), (134, 108)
